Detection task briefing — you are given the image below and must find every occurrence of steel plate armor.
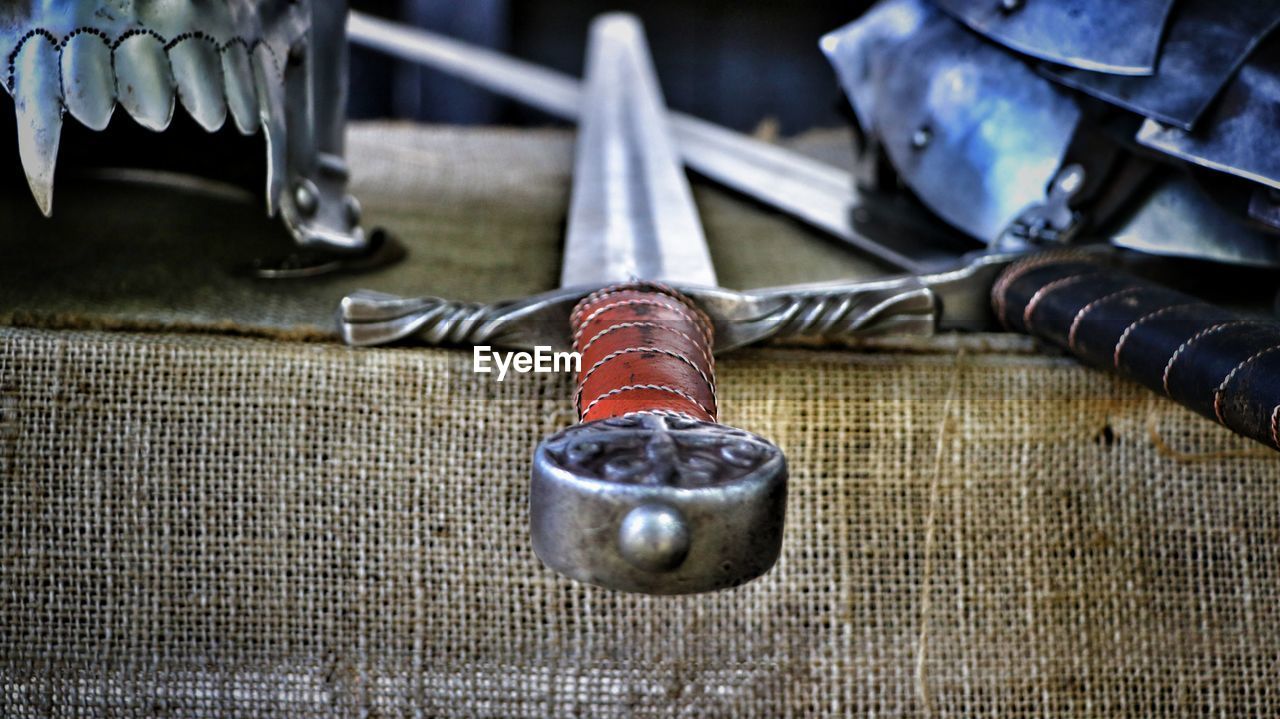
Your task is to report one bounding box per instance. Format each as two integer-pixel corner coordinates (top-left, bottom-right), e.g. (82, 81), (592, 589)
(825, 0), (1280, 268)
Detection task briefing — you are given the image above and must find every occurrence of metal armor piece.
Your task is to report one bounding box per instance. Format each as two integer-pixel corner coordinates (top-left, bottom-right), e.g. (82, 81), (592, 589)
(1046, 0), (1280, 131)
(819, 0), (930, 136)
(931, 0), (1174, 76)
(1111, 175), (1280, 268)
(1136, 40), (1280, 194)
(530, 414), (786, 595)
(1, 0), (366, 253)
(825, 0), (1081, 242)
(826, 0), (1280, 268)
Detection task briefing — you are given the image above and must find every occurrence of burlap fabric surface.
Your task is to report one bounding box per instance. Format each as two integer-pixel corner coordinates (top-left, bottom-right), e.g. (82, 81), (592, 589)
(2, 125), (1279, 716)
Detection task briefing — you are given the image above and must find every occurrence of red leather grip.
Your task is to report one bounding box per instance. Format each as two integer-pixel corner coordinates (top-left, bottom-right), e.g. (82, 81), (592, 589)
(570, 282), (717, 423)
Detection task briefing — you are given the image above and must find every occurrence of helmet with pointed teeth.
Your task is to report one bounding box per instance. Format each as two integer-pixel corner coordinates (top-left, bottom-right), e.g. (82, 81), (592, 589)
(1, 0), (364, 254)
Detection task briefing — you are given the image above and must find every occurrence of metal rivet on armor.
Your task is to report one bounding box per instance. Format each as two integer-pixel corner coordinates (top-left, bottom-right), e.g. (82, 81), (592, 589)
(911, 126), (932, 150)
(617, 504), (691, 572)
(345, 195), (363, 227)
(293, 179), (319, 217)
(1053, 163), (1086, 196)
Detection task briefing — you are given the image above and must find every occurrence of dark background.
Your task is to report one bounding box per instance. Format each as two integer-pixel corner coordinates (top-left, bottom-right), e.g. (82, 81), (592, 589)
(348, 1), (867, 135)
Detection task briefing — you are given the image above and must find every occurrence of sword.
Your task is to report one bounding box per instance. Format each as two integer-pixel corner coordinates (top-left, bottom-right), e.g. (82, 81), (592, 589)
(345, 10), (963, 274)
(539, 14), (786, 594)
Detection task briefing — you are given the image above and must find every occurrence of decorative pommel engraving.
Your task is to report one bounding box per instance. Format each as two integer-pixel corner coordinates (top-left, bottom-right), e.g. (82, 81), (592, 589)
(530, 412), (786, 594)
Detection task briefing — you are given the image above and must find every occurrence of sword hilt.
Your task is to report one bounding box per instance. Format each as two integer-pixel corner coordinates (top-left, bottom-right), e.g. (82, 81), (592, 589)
(530, 282), (788, 594)
(994, 253), (1280, 452)
(573, 282), (718, 423)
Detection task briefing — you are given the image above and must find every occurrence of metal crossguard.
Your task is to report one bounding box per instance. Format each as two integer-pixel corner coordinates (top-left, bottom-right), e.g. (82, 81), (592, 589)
(340, 253), (1011, 352)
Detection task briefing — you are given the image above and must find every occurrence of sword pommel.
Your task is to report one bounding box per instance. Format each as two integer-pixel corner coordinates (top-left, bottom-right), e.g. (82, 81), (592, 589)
(531, 413), (786, 595)
(531, 282), (787, 594)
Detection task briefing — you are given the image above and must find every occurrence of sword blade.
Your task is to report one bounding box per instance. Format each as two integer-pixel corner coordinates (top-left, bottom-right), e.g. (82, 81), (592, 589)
(563, 14), (714, 288)
(347, 11), (952, 274)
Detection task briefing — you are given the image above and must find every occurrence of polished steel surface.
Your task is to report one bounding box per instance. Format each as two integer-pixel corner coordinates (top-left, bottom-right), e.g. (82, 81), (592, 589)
(114, 33), (176, 132)
(347, 10), (957, 273)
(1111, 175), (1280, 268)
(1137, 42), (1280, 193)
(169, 37), (229, 132)
(60, 32), (116, 133)
(560, 14), (714, 288)
(1045, 0), (1280, 131)
(825, 0), (1080, 243)
(932, 0), (1174, 75)
(821, 0), (931, 136)
(1248, 188), (1280, 231)
(530, 414), (786, 595)
(11, 32), (61, 217)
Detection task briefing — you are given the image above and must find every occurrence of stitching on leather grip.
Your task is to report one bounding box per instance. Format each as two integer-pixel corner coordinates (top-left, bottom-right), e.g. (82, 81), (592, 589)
(1067, 287), (1142, 354)
(1021, 274), (1092, 333)
(1161, 320), (1258, 397)
(575, 346), (717, 417)
(571, 282), (718, 423)
(622, 409), (701, 423)
(1213, 345), (1280, 425)
(572, 280), (700, 325)
(1112, 303), (1197, 371)
(572, 298), (706, 347)
(570, 281), (712, 341)
(579, 321), (714, 370)
(581, 384), (712, 422)
(991, 252), (1100, 328)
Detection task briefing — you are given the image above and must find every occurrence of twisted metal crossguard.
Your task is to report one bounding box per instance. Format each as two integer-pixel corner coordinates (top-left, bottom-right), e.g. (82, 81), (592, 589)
(339, 253), (1015, 352)
(340, 278), (939, 352)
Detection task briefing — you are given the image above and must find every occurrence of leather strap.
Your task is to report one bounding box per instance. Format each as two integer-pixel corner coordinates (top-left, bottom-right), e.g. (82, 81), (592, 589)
(571, 282), (717, 423)
(993, 254), (1280, 451)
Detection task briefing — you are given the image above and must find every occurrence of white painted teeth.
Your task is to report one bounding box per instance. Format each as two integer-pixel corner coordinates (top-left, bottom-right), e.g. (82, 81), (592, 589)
(221, 42), (260, 135)
(114, 33), (176, 132)
(170, 37), (228, 132)
(13, 34), (63, 217)
(7, 27), (288, 217)
(61, 33), (116, 131)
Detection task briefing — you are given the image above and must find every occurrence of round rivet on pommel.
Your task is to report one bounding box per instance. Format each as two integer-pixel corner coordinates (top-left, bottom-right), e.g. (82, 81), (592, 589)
(530, 413), (786, 594)
(618, 503), (690, 572)
(293, 180), (319, 217)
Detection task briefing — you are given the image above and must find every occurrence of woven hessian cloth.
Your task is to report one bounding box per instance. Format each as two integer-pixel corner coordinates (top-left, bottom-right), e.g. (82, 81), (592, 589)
(4, 328), (1279, 716)
(2, 125), (1280, 716)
